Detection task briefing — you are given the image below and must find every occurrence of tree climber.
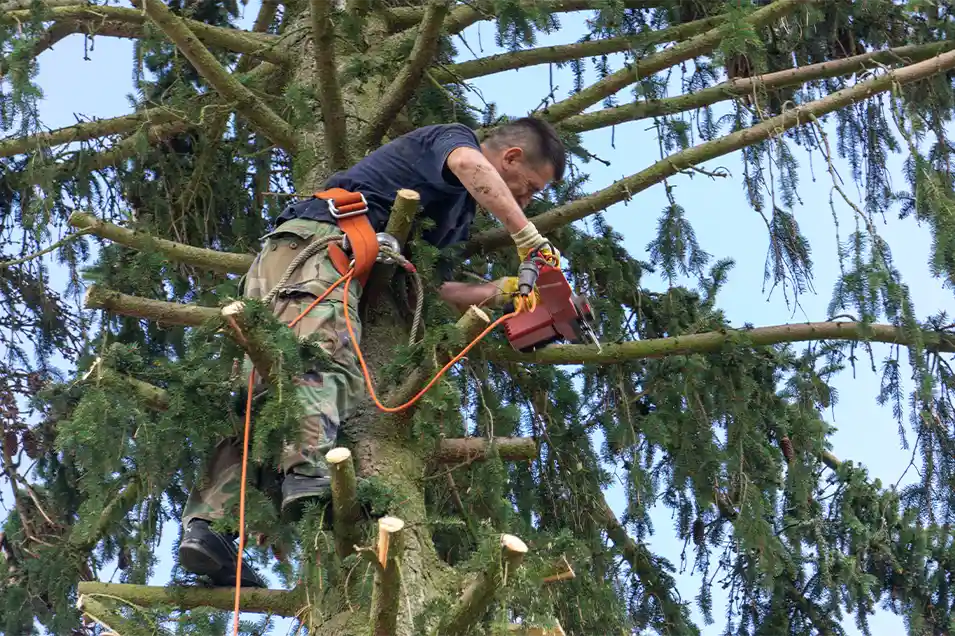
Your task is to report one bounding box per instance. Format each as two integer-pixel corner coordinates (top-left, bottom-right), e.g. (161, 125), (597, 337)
(176, 117), (566, 588)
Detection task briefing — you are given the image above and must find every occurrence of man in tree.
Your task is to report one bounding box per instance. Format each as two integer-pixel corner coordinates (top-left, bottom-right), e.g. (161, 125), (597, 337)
(176, 117), (567, 588)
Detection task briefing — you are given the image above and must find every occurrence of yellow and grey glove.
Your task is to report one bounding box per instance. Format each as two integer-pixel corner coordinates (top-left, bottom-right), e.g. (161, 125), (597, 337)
(484, 276), (541, 310)
(510, 221), (560, 265)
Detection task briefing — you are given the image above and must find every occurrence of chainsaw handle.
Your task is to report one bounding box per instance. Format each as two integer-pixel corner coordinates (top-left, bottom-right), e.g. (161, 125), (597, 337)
(517, 260), (539, 296)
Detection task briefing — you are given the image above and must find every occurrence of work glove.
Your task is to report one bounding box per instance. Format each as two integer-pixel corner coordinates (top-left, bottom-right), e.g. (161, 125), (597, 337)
(485, 276), (541, 310)
(511, 221), (560, 266)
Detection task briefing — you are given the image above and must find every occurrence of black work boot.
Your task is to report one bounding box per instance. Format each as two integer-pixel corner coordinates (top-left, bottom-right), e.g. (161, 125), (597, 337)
(178, 519), (267, 588)
(281, 471), (332, 522)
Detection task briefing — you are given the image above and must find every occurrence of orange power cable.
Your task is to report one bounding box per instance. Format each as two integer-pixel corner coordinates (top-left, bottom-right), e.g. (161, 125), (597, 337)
(230, 267), (532, 632)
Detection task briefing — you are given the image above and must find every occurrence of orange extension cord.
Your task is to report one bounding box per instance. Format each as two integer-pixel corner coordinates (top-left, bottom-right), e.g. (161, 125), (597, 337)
(230, 267), (533, 633)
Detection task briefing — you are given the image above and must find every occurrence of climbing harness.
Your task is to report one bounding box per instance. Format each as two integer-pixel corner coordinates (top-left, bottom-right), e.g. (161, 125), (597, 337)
(229, 190), (536, 634)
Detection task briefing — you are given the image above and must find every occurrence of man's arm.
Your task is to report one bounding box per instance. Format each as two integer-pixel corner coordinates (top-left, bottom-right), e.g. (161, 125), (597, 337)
(445, 146), (529, 234)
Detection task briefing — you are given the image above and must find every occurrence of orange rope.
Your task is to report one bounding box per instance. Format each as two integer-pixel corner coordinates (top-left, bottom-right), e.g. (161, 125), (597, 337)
(230, 266), (533, 630)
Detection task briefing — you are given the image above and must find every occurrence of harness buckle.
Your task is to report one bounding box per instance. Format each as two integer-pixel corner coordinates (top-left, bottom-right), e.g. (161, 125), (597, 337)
(341, 232), (401, 264)
(326, 192), (369, 219)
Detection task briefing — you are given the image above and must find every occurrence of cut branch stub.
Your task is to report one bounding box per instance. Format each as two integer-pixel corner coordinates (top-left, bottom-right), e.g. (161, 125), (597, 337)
(363, 188), (421, 308)
(370, 516), (406, 636)
(437, 534), (529, 636)
(386, 305), (490, 407)
(325, 446), (362, 559)
(221, 301), (280, 384)
(434, 436), (537, 464)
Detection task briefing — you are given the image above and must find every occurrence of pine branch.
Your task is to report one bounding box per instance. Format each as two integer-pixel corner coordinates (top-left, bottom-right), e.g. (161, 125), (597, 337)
(360, 0), (450, 150)
(77, 596), (159, 636)
(309, 0), (350, 170)
(435, 534), (529, 636)
(69, 212), (254, 274)
(432, 15), (722, 83)
(326, 447), (361, 559)
(80, 357), (170, 411)
(540, 0), (816, 123)
(5, 5), (287, 63)
(140, 0), (298, 151)
(0, 21), (71, 76)
(562, 40), (955, 133)
(369, 516), (405, 636)
(467, 45), (955, 250)
(485, 321), (955, 364)
(75, 581), (305, 616)
(385, 0), (663, 34)
(0, 109), (181, 159)
(433, 436), (537, 463)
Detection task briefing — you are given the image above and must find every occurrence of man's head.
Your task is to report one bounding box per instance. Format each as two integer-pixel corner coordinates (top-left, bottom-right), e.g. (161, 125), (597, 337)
(481, 117), (566, 208)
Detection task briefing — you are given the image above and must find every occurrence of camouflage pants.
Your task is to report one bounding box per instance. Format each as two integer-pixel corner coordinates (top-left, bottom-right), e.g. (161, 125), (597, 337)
(181, 219), (365, 528)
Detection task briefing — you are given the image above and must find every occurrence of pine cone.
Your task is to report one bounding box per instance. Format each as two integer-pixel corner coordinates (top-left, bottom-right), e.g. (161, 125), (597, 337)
(692, 518), (705, 546)
(3, 430), (16, 458)
(20, 429), (38, 460)
(779, 436), (795, 464)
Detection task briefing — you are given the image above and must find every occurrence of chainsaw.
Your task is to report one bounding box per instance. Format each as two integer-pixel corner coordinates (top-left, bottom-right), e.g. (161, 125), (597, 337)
(502, 249), (602, 353)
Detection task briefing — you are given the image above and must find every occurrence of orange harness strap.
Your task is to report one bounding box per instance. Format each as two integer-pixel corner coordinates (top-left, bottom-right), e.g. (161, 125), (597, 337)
(314, 188), (379, 287)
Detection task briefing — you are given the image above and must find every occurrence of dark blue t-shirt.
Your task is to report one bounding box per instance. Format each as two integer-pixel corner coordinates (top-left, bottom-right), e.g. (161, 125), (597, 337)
(275, 123), (482, 249)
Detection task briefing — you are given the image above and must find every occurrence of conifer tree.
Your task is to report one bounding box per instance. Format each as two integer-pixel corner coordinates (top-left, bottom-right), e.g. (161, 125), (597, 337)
(5, 0), (955, 634)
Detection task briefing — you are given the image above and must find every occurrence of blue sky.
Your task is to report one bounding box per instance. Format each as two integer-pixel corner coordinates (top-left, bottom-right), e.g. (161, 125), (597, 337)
(12, 1), (955, 634)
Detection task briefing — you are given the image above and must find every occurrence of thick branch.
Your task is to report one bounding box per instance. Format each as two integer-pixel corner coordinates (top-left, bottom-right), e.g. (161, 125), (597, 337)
(432, 15), (722, 83)
(310, 0), (350, 170)
(437, 534), (528, 636)
(541, 0), (815, 123)
(69, 212), (253, 274)
(360, 0), (450, 150)
(386, 0), (663, 34)
(326, 447), (361, 559)
(141, 0), (298, 151)
(0, 109), (181, 159)
(369, 517), (405, 636)
(83, 284), (217, 326)
(76, 581), (304, 616)
(434, 436), (537, 463)
(562, 40), (955, 133)
(467, 45), (955, 250)
(5, 6), (286, 63)
(485, 321), (955, 364)
(0, 21), (71, 77)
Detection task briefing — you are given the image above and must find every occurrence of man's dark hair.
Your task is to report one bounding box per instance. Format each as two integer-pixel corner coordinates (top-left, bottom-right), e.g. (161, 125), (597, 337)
(485, 117), (566, 181)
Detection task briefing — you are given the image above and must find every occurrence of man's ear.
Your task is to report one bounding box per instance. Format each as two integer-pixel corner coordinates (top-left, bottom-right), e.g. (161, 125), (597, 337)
(501, 146), (524, 165)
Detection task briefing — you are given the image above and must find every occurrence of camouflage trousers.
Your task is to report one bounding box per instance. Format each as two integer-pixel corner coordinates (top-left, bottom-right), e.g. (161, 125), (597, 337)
(181, 219), (365, 528)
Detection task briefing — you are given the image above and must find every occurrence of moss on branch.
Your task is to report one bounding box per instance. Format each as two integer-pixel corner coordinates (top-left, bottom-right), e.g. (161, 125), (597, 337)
(361, 0), (450, 150)
(484, 321), (955, 364)
(467, 45), (955, 250)
(5, 5), (286, 63)
(540, 0), (816, 123)
(433, 436), (537, 463)
(69, 212), (253, 274)
(141, 0), (298, 151)
(76, 581), (305, 616)
(432, 15), (722, 83)
(562, 40), (955, 134)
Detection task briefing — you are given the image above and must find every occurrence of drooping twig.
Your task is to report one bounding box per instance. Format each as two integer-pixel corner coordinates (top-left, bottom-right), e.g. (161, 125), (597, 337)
(467, 44), (955, 250)
(431, 15), (722, 83)
(325, 447), (361, 559)
(433, 436), (537, 463)
(561, 40), (955, 134)
(0, 230), (89, 269)
(360, 0), (450, 150)
(369, 517), (405, 636)
(140, 0), (298, 151)
(76, 581), (305, 616)
(435, 534), (528, 636)
(310, 0), (350, 171)
(540, 0), (817, 123)
(69, 212), (254, 274)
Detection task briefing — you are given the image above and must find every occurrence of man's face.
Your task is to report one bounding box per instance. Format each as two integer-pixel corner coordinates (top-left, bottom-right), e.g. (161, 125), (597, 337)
(494, 147), (555, 209)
